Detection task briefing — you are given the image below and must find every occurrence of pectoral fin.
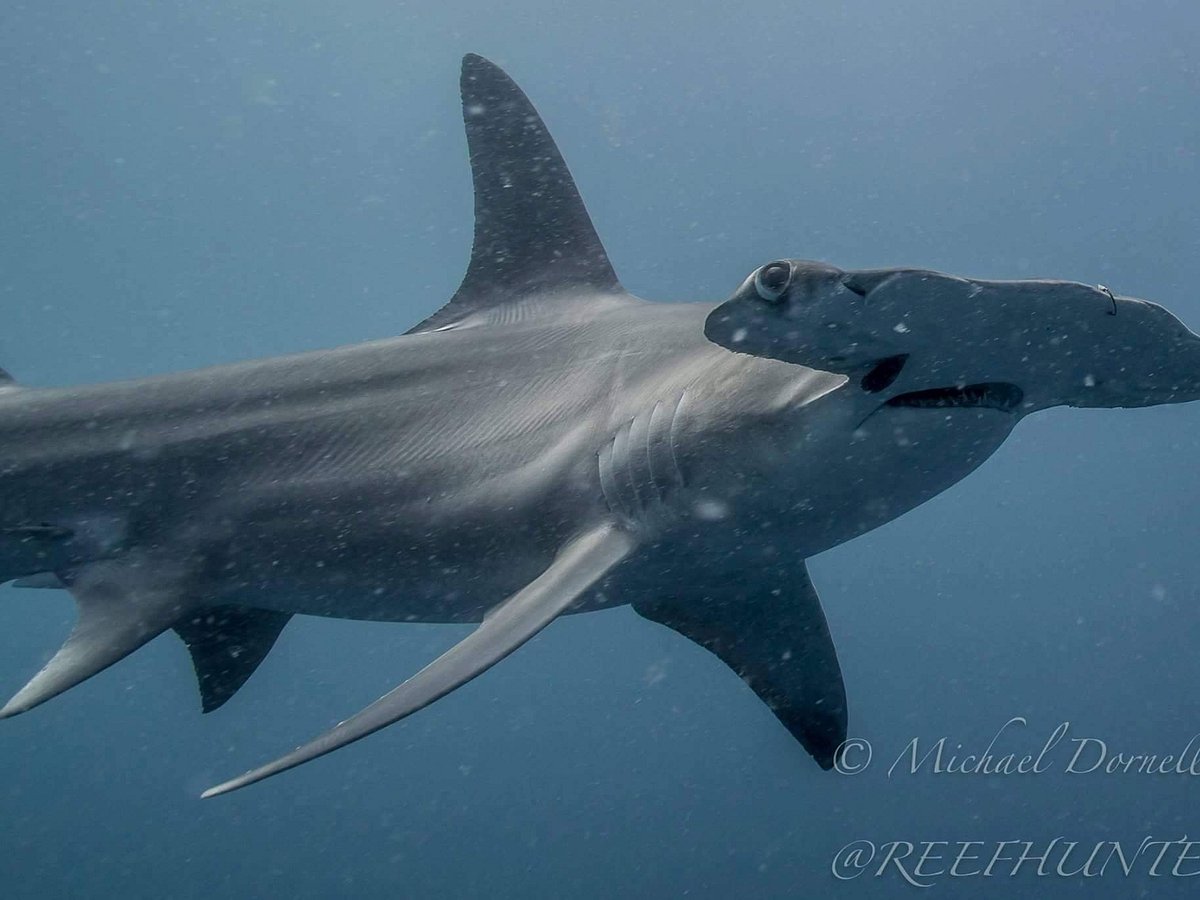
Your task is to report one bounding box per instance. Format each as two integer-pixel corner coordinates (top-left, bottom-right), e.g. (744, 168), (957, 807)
(203, 523), (634, 798)
(633, 560), (847, 769)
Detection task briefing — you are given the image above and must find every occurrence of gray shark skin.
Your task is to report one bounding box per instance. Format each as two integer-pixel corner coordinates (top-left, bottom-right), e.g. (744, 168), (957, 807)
(2, 55), (1198, 798)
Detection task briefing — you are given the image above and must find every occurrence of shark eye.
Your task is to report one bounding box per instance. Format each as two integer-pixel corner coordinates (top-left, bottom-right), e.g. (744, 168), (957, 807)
(754, 261), (793, 302)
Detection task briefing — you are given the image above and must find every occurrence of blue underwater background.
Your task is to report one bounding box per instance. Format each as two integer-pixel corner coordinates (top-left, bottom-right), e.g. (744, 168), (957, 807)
(2, 1), (1200, 897)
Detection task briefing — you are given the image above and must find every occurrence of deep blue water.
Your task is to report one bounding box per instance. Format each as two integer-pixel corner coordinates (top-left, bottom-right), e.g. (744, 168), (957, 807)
(2, 1), (1200, 897)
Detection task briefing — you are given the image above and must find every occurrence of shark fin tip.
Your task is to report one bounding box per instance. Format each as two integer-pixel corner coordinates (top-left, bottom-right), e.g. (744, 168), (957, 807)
(0, 676), (50, 719)
(201, 770), (258, 799)
(0, 699), (26, 720)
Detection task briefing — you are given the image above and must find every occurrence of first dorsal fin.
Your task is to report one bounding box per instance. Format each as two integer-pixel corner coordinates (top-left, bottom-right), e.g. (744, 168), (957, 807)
(407, 54), (623, 334)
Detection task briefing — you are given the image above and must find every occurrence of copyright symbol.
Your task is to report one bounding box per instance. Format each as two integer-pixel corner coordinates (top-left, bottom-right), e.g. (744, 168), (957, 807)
(831, 840), (876, 880)
(833, 737), (872, 774)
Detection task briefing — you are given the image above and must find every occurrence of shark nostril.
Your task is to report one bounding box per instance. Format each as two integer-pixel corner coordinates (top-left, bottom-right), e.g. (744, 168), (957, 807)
(861, 354), (909, 393)
(842, 278), (869, 298)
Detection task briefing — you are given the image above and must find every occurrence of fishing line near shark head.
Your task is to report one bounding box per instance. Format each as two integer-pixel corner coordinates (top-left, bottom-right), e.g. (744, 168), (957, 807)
(1, 54), (1198, 797)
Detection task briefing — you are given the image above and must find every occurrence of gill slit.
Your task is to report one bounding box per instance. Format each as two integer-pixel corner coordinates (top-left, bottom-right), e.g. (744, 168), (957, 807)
(598, 389), (688, 525)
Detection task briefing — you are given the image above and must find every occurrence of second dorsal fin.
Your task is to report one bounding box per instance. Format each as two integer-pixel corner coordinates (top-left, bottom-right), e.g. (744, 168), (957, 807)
(407, 54), (623, 334)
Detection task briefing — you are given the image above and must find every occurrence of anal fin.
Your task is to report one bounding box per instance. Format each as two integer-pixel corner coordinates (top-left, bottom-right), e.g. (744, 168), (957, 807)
(203, 523), (634, 797)
(0, 559), (191, 718)
(174, 606), (292, 713)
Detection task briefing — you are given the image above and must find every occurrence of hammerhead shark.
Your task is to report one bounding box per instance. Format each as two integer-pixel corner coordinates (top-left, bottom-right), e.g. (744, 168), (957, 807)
(2, 55), (1197, 798)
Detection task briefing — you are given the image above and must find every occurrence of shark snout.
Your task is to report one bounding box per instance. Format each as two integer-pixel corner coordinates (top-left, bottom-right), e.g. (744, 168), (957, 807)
(1067, 298), (1200, 408)
(1136, 331), (1200, 405)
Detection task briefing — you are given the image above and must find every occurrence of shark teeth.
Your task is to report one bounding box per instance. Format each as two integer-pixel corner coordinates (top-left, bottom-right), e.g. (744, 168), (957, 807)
(885, 382), (1024, 412)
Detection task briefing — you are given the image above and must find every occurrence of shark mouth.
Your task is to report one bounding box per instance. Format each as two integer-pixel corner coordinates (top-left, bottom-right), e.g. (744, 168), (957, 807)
(884, 382), (1024, 412)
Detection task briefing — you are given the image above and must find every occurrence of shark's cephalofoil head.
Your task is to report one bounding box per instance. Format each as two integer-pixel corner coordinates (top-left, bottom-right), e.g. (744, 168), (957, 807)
(704, 259), (1200, 413)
